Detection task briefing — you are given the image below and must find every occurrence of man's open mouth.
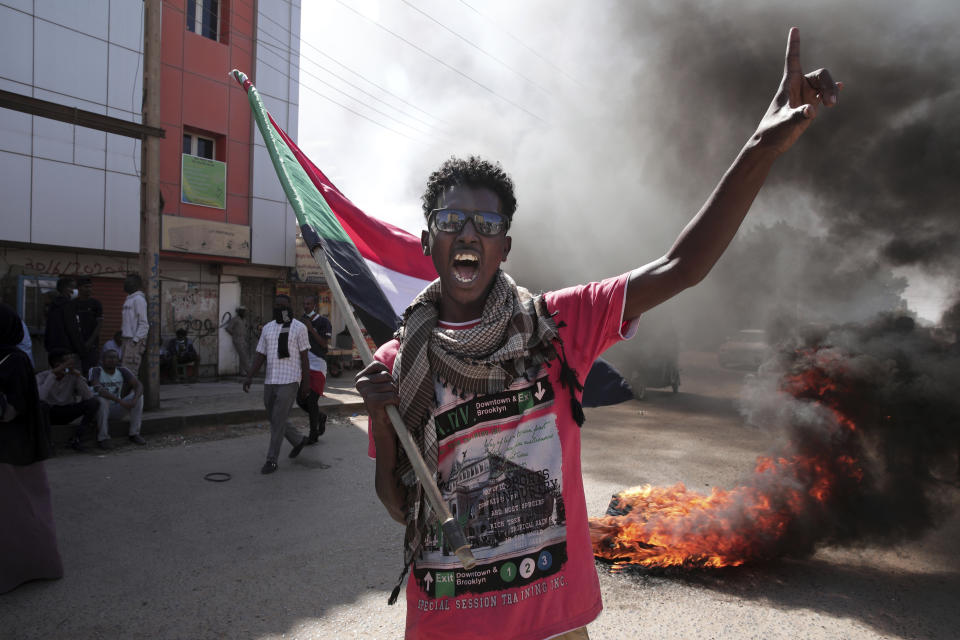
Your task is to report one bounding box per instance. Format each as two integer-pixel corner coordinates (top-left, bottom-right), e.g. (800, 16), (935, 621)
(452, 252), (480, 284)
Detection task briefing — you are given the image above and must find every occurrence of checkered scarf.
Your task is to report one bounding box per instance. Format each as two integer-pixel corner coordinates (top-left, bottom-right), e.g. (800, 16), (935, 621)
(387, 270), (569, 603)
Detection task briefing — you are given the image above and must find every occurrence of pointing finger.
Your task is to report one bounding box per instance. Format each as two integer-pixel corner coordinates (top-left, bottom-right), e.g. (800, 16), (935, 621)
(784, 27), (802, 77)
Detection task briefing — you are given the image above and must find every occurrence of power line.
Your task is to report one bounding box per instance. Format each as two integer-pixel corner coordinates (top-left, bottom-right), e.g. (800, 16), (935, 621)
(257, 38), (437, 137)
(456, 0), (583, 89)
(254, 55), (426, 143)
(259, 37), (446, 134)
(334, 0), (544, 123)
(396, 0), (553, 97)
(255, 8), (451, 130)
(254, 19), (450, 136)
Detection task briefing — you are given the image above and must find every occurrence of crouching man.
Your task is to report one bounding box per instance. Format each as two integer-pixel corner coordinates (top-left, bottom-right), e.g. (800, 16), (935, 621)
(88, 349), (145, 447)
(37, 350), (100, 451)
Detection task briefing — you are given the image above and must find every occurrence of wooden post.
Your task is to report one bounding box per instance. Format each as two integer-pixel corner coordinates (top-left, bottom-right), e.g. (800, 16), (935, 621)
(140, 0), (162, 410)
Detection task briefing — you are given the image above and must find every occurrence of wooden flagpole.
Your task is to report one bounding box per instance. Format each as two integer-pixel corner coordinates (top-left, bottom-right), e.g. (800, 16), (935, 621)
(231, 68), (474, 570)
(306, 240), (477, 570)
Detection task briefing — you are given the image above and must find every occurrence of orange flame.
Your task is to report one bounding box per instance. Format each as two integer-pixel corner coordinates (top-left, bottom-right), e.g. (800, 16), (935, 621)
(590, 353), (865, 570)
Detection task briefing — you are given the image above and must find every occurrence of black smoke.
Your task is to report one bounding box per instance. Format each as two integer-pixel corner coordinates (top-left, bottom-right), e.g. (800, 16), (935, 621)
(493, 0), (959, 336)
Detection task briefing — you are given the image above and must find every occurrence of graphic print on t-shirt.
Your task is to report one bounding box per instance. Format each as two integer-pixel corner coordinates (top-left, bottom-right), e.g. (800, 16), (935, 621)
(413, 368), (568, 597)
(99, 369), (124, 399)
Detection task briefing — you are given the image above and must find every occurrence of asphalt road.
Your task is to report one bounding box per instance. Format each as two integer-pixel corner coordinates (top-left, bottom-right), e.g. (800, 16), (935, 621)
(2, 352), (957, 639)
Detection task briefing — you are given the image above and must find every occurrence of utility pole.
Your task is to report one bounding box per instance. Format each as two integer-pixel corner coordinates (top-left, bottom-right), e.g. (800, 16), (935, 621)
(140, 0), (162, 410)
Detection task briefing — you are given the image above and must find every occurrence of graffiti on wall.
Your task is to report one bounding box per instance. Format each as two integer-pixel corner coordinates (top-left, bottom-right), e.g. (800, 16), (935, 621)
(161, 282), (220, 366)
(3, 249), (134, 277)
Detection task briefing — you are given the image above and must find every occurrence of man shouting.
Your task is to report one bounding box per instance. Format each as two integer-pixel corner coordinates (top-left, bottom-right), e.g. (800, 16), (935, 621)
(357, 28), (840, 640)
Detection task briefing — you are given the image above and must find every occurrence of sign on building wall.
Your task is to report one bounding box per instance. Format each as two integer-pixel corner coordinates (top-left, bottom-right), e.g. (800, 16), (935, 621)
(162, 215), (251, 259)
(293, 235), (327, 283)
(181, 154), (227, 209)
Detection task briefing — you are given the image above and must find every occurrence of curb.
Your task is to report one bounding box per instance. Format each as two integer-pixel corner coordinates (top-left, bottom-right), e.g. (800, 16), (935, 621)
(52, 401), (367, 446)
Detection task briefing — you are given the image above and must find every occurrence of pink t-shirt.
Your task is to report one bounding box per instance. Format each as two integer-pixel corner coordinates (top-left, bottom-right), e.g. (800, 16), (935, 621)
(369, 273), (637, 640)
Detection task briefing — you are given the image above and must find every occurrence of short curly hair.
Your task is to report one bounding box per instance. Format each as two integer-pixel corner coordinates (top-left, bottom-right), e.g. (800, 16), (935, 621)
(421, 155), (517, 219)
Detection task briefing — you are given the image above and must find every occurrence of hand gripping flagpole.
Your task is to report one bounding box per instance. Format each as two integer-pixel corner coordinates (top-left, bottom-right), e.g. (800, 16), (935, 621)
(301, 228), (476, 571)
(232, 69), (476, 571)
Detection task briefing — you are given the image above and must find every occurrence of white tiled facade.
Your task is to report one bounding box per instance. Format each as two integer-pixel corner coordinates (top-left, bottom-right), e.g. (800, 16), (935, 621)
(252, 0), (300, 268)
(0, 0), (301, 269)
(0, 0), (143, 252)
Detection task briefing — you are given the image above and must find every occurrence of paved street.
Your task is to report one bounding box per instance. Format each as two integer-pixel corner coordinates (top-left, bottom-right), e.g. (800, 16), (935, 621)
(2, 353), (958, 639)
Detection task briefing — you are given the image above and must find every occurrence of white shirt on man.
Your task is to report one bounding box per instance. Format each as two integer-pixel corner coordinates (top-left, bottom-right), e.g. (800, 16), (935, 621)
(255, 319), (310, 385)
(121, 291), (149, 341)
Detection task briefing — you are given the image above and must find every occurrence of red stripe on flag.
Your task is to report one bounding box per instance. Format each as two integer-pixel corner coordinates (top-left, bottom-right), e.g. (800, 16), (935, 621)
(267, 116), (437, 282)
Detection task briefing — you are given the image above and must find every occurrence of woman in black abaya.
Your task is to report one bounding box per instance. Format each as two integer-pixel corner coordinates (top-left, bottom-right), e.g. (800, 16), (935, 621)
(0, 302), (63, 593)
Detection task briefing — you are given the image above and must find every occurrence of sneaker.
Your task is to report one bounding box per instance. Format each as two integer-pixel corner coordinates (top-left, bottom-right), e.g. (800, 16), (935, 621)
(129, 435), (147, 445)
(288, 436), (308, 459)
(69, 437), (86, 452)
(96, 439), (114, 451)
(260, 461), (278, 474)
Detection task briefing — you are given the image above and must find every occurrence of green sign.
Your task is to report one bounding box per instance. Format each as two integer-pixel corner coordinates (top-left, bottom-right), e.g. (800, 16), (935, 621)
(181, 154), (226, 209)
(434, 571), (455, 597)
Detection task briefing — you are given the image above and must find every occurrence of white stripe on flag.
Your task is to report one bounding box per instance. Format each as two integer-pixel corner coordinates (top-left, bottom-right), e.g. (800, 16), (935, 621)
(364, 258), (433, 316)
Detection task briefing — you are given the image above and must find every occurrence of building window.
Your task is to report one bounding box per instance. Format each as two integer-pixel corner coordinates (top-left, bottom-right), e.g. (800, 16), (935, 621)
(183, 133), (215, 160)
(17, 275), (57, 333)
(187, 0), (219, 41)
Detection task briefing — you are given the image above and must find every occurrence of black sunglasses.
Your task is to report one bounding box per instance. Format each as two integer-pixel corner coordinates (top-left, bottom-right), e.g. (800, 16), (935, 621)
(428, 208), (510, 237)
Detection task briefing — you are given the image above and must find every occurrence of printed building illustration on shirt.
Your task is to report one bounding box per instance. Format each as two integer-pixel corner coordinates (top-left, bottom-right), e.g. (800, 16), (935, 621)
(422, 448), (566, 558)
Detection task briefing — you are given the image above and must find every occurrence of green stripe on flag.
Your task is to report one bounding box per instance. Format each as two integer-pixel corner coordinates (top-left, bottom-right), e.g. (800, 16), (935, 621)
(235, 70), (351, 245)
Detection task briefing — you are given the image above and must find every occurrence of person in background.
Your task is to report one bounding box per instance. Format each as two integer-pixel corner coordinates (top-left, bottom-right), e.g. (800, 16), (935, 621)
(18, 316), (33, 367)
(161, 328), (199, 380)
(242, 294), (311, 474)
(88, 349), (145, 447)
(74, 277), (103, 376)
(43, 277), (83, 356)
(0, 303), (63, 593)
(120, 273), (149, 374)
(37, 350), (101, 451)
(225, 306), (252, 376)
(297, 294), (331, 443)
(102, 330), (123, 361)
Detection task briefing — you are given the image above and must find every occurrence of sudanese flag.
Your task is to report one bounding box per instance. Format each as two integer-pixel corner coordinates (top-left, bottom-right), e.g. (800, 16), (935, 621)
(233, 70), (436, 345)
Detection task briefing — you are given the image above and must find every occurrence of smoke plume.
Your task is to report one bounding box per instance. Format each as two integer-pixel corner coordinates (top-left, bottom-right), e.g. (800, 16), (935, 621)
(405, 0), (959, 329)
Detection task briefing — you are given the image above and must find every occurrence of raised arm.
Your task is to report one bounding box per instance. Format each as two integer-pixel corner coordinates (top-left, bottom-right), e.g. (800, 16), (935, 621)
(624, 28), (841, 320)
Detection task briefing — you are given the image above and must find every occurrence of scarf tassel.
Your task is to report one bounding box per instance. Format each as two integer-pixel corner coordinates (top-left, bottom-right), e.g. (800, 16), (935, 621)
(554, 331), (585, 428)
(387, 556), (414, 605)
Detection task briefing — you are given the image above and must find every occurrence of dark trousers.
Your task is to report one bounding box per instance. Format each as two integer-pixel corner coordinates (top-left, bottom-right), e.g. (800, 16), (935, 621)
(295, 387), (325, 433)
(80, 348), (99, 378)
(44, 398), (100, 438)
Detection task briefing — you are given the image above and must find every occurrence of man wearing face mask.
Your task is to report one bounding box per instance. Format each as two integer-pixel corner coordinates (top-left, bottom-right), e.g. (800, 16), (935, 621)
(242, 294), (312, 474)
(43, 277), (84, 358)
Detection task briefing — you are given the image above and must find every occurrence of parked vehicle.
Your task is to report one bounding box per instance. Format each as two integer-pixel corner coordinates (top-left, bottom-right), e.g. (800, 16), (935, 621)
(718, 329), (769, 369)
(631, 325), (681, 398)
(637, 357), (680, 396)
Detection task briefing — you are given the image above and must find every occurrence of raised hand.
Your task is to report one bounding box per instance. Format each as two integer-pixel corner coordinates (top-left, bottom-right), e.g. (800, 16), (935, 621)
(754, 28), (842, 154)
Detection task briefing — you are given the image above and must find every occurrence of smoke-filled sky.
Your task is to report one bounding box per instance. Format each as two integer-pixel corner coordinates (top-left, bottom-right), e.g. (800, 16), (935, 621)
(293, 0), (959, 323)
